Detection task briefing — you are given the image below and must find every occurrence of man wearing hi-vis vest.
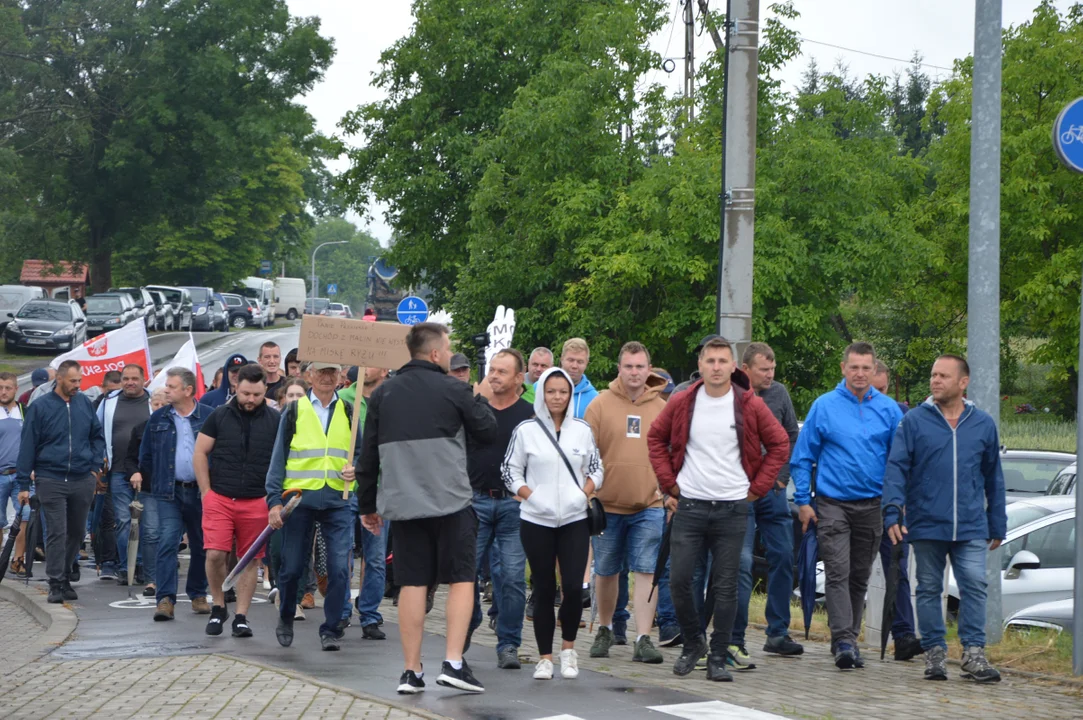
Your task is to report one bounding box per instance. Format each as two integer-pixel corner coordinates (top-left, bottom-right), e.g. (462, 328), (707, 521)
(265, 360), (358, 651)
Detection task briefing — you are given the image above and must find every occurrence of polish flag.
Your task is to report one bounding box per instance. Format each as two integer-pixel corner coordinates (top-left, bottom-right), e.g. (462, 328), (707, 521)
(50, 322), (152, 389)
(148, 336), (205, 399)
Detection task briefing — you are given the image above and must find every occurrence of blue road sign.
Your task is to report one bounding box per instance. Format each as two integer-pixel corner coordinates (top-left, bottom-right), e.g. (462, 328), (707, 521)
(327, 283), (338, 295)
(396, 296), (429, 325)
(1054, 98), (1083, 173)
(259, 260), (272, 275)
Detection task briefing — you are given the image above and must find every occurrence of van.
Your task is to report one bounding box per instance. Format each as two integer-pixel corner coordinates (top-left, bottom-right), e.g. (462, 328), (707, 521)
(273, 277), (307, 321)
(0, 285), (45, 332)
(241, 277), (274, 327)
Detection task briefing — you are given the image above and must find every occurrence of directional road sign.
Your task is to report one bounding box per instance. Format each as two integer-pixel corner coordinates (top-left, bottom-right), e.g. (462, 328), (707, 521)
(327, 283), (337, 296)
(396, 296), (429, 325)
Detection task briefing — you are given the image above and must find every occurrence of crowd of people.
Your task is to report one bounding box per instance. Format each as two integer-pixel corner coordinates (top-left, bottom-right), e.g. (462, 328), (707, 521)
(0, 325), (1007, 697)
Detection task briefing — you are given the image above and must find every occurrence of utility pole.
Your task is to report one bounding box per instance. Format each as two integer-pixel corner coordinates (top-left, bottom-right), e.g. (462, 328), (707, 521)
(683, 0), (695, 121)
(968, 0), (1003, 644)
(714, 0), (759, 356)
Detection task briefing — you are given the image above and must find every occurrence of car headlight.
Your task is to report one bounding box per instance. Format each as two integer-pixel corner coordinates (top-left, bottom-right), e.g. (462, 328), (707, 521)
(6, 322), (19, 334)
(195, 306), (207, 316)
(105, 318), (121, 325)
(54, 327), (74, 337)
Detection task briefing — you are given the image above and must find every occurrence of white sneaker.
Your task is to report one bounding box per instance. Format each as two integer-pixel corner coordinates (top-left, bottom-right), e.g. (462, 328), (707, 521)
(533, 658), (554, 680)
(559, 649), (579, 678)
(295, 606), (306, 621)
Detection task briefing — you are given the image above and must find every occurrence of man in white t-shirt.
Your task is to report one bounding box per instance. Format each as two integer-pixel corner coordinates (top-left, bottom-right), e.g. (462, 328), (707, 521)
(647, 337), (789, 682)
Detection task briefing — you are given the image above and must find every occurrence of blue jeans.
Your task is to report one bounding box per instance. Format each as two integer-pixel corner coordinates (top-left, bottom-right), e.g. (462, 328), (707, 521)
(355, 524), (388, 626)
(732, 489), (794, 645)
(470, 493), (527, 652)
(279, 498), (352, 638)
(614, 569), (630, 629)
(110, 473), (149, 577)
(592, 508), (666, 575)
(89, 491), (117, 572)
(0, 473), (19, 527)
(878, 533), (915, 639)
(654, 555), (678, 631)
(155, 484), (206, 604)
(912, 539), (988, 649)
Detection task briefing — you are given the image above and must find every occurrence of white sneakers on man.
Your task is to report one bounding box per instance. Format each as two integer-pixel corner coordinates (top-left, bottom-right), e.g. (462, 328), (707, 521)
(560, 649), (579, 678)
(533, 658), (554, 679)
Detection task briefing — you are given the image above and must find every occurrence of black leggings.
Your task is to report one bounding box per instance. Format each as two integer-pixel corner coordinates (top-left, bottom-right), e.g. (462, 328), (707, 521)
(520, 519), (590, 656)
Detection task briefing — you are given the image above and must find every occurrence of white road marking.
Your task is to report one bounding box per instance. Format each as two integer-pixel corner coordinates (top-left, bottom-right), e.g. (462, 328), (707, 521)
(648, 700), (790, 719)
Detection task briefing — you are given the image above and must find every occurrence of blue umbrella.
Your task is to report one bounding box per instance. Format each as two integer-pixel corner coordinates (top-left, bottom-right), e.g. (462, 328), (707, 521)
(796, 501), (818, 640)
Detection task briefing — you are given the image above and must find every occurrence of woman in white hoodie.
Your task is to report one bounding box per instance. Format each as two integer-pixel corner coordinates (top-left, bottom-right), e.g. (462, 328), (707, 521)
(502, 367), (603, 680)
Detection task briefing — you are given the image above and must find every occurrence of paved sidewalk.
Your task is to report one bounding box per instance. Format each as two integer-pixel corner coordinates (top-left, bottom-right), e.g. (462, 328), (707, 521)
(397, 588), (1083, 720)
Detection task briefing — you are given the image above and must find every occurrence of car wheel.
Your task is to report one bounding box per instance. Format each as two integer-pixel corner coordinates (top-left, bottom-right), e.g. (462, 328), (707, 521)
(232, 316), (247, 330)
(286, 309), (297, 321)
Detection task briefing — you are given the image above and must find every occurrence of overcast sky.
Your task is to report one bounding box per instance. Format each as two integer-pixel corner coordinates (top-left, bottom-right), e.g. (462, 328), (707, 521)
(284, 0), (1072, 245)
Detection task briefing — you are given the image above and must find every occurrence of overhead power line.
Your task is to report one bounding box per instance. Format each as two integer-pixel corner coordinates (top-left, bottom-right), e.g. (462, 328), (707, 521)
(798, 36), (954, 73)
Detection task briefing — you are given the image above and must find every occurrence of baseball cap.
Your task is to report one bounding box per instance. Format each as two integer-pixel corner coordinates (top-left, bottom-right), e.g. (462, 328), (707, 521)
(450, 353), (471, 371)
(693, 334), (722, 354)
(226, 354), (247, 369)
(312, 362), (341, 371)
(31, 368), (49, 387)
(655, 369), (675, 394)
(346, 366), (359, 383)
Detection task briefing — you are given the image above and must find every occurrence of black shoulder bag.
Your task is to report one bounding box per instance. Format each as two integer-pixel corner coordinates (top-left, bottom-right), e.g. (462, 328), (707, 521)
(533, 419), (606, 536)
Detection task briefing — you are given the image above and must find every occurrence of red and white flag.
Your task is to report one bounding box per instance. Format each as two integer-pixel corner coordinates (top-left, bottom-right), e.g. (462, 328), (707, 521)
(50, 322), (152, 389)
(148, 336), (205, 399)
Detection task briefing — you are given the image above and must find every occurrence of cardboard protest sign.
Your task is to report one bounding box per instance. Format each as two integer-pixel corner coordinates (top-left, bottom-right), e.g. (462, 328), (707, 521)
(298, 315), (411, 370)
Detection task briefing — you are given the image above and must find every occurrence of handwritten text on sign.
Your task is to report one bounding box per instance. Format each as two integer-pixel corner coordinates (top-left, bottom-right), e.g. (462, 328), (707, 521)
(298, 316), (411, 370)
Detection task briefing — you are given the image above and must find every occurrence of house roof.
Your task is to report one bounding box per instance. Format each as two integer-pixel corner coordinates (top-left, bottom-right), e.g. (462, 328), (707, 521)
(19, 260), (89, 285)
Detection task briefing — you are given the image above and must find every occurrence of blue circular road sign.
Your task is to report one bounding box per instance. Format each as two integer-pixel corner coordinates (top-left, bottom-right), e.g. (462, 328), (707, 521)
(1053, 97), (1083, 173)
(396, 296), (429, 325)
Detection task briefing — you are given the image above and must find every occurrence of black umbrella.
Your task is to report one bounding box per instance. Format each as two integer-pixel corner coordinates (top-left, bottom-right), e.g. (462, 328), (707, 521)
(24, 495), (41, 581)
(0, 519), (20, 584)
(796, 519), (818, 640)
(881, 503), (905, 660)
(648, 513), (673, 603)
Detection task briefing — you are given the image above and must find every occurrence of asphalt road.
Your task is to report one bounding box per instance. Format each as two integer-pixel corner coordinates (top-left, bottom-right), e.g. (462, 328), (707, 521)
(14, 324), (302, 395)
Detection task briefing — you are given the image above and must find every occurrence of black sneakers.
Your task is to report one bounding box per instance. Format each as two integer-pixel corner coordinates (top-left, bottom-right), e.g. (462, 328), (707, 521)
(320, 633), (343, 651)
(60, 580), (78, 601)
(706, 654), (733, 682)
(47, 582), (63, 604)
(232, 614), (252, 638)
(673, 636), (707, 676)
(436, 660), (485, 693)
(362, 623), (386, 640)
(206, 605), (228, 636)
(894, 634), (924, 662)
(397, 669), (425, 694)
(834, 643), (856, 670)
(763, 634), (804, 656)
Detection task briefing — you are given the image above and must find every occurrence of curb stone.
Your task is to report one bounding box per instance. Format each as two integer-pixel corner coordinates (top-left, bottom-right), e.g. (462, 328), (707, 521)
(0, 579), (78, 661)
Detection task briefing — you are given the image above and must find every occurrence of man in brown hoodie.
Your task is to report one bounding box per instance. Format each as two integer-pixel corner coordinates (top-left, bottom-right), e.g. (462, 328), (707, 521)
(585, 341), (668, 665)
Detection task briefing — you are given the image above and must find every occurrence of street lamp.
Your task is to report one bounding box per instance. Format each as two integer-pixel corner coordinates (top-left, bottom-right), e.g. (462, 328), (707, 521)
(310, 241), (348, 307)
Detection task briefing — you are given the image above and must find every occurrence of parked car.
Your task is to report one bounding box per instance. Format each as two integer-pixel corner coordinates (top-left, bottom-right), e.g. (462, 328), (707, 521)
(110, 286), (157, 331)
(242, 276), (275, 326)
(243, 297), (264, 328)
(1000, 449), (1074, 499)
(84, 293), (137, 336)
(947, 496), (1076, 619)
(343, 304), (354, 319)
(0, 285), (44, 333)
(217, 293), (248, 329)
(304, 297), (330, 315)
(1004, 598), (1074, 635)
(327, 302), (347, 318)
(211, 293), (231, 332)
(148, 290), (175, 332)
(145, 285), (193, 331)
(273, 277), (306, 321)
(4, 299), (87, 353)
(1046, 462), (1078, 496)
(182, 286), (223, 332)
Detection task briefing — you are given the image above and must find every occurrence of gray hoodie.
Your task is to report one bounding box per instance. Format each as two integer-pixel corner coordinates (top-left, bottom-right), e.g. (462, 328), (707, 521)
(502, 367), (604, 528)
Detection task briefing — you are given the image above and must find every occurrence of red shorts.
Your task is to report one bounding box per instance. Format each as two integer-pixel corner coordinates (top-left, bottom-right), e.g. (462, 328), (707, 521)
(201, 490), (267, 558)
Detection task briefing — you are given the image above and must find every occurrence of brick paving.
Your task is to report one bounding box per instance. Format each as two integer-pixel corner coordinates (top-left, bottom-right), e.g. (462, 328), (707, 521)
(396, 588), (1083, 720)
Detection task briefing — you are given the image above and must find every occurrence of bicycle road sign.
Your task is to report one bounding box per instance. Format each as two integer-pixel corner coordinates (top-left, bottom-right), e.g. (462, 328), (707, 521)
(1054, 97), (1083, 173)
(396, 296), (428, 325)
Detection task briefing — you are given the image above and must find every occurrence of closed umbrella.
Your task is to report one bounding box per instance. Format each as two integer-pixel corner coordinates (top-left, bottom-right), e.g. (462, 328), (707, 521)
(647, 514), (673, 603)
(127, 500), (143, 597)
(796, 502), (819, 640)
(0, 519), (20, 584)
(881, 503), (905, 660)
(23, 496), (41, 581)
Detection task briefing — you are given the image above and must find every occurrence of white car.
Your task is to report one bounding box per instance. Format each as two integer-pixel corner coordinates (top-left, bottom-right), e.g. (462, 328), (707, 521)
(327, 302), (347, 318)
(948, 496), (1076, 618)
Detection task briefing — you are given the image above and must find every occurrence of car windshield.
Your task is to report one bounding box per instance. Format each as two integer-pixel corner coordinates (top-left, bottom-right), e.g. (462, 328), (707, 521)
(153, 288), (181, 304)
(1006, 502), (1058, 533)
(1001, 456), (1072, 494)
(186, 288), (209, 303)
(330, 303), (344, 310)
(17, 303), (71, 321)
(86, 297), (122, 313)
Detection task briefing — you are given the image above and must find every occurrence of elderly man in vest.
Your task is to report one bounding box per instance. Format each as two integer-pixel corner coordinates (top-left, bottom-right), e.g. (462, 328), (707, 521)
(266, 361), (357, 651)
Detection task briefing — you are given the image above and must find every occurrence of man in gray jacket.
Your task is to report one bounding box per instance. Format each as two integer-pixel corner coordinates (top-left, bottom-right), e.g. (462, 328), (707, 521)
(357, 322), (497, 695)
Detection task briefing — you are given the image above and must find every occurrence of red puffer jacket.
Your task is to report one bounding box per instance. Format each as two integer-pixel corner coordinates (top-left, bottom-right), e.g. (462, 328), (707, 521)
(647, 371), (790, 498)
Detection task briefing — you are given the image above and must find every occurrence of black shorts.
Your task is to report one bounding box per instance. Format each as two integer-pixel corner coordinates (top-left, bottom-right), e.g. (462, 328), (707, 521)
(392, 506), (478, 587)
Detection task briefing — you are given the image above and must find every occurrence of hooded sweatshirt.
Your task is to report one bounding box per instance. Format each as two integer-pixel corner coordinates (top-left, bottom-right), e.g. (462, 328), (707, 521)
(502, 367), (604, 528)
(570, 374), (599, 419)
(585, 373), (668, 514)
(201, 353), (248, 409)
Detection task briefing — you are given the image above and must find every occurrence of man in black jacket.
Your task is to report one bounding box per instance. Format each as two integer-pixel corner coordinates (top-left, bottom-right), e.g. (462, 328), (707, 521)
(16, 360), (106, 604)
(358, 322), (498, 695)
(195, 364), (281, 638)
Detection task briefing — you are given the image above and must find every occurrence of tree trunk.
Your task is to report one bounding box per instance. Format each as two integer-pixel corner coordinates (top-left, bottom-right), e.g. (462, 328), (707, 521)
(88, 225), (111, 293)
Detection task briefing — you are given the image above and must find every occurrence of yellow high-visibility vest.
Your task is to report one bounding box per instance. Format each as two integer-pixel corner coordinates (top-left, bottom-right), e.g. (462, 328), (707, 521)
(283, 395), (355, 492)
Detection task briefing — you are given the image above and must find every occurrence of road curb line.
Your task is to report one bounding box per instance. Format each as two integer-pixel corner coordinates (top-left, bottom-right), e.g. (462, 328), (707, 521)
(0, 580), (78, 656)
(222, 653), (453, 719)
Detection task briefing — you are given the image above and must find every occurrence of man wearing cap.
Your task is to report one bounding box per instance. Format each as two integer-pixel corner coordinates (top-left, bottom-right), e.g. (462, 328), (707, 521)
(266, 360), (359, 651)
(449, 353), (472, 383)
(24, 367), (56, 406)
(202, 354), (248, 409)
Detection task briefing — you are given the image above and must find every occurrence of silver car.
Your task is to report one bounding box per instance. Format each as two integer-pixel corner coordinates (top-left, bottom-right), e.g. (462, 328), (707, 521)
(1046, 462), (1077, 496)
(1004, 598), (1074, 634)
(999, 449), (1074, 499)
(948, 496), (1076, 618)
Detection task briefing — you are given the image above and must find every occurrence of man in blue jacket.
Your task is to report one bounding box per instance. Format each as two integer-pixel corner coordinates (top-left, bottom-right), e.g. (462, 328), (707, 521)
(791, 342), (903, 670)
(884, 355), (1006, 684)
(16, 360), (106, 604)
(201, 354), (247, 409)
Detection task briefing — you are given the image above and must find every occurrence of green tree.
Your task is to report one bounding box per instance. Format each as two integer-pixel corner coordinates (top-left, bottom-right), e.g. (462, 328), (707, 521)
(311, 217), (382, 312)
